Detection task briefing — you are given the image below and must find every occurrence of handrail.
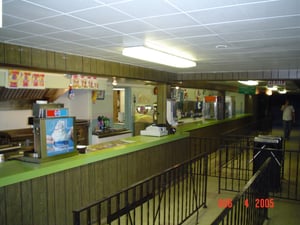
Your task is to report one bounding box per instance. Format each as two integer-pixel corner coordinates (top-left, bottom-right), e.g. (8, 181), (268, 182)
(73, 152), (208, 225)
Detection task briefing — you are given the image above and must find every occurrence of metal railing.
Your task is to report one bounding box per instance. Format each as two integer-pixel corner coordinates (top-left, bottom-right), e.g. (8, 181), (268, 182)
(211, 157), (272, 225)
(191, 134), (300, 201)
(272, 149), (300, 200)
(218, 142), (253, 193)
(190, 135), (254, 178)
(73, 152), (208, 225)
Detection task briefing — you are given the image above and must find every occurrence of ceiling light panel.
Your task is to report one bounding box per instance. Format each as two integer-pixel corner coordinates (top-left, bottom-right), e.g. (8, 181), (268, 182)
(122, 46), (196, 68)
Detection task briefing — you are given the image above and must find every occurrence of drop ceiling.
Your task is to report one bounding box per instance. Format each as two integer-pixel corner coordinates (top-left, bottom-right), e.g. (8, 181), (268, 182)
(1, 0), (300, 89)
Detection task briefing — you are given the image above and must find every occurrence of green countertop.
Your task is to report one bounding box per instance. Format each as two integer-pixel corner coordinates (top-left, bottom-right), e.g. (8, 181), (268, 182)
(0, 114), (251, 187)
(176, 113), (251, 132)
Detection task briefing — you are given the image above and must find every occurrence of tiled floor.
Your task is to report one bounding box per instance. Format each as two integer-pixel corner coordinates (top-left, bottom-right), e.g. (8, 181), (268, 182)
(183, 127), (300, 225)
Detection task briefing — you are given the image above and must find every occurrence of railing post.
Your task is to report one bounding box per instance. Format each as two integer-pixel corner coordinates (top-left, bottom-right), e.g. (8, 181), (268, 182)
(73, 211), (80, 225)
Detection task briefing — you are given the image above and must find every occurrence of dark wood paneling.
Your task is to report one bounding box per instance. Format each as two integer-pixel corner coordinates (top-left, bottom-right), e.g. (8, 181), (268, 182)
(20, 46), (32, 67)
(82, 57), (91, 73)
(1, 43), (174, 81)
(55, 52), (66, 71)
(96, 59), (105, 75)
(120, 63), (130, 77)
(65, 167), (80, 225)
(90, 58), (97, 74)
(46, 51), (56, 70)
(5, 183), (22, 225)
(111, 61), (120, 76)
(104, 61), (112, 76)
(54, 172), (67, 225)
(5, 44), (21, 65)
(32, 48), (47, 68)
(21, 180), (33, 225)
(32, 177), (48, 225)
(0, 187), (6, 224)
(0, 43), (4, 63)
(46, 174), (56, 225)
(66, 55), (83, 72)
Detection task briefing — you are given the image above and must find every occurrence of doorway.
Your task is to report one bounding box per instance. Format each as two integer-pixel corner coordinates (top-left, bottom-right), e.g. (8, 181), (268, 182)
(113, 88), (125, 123)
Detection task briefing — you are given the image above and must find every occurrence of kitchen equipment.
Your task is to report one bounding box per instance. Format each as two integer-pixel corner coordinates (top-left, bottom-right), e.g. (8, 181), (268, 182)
(140, 125), (168, 137)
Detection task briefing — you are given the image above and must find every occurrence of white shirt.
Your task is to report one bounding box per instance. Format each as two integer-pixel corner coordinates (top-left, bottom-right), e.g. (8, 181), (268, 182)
(281, 105), (295, 121)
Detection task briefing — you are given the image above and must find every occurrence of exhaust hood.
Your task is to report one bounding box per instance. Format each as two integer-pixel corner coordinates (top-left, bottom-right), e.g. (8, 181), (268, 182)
(0, 87), (67, 105)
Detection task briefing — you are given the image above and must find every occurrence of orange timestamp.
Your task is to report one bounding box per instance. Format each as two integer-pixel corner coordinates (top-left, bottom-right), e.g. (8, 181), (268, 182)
(218, 198), (275, 208)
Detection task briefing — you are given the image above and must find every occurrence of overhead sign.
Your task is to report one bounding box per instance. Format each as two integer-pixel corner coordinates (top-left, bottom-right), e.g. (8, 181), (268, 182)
(267, 80), (286, 86)
(6, 70), (45, 89)
(238, 86), (256, 95)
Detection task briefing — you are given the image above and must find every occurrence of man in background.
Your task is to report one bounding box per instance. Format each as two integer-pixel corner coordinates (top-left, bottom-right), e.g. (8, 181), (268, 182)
(281, 99), (295, 140)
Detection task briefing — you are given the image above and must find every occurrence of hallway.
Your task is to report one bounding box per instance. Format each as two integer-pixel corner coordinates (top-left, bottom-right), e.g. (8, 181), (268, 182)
(184, 127), (300, 225)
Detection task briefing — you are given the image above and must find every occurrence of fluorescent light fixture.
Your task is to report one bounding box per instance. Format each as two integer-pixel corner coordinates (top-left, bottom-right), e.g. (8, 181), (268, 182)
(265, 89), (272, 96)
(122, 46), (196, 68)
(266, 85), (278, 91)
(278, 89), (287, 94)
(238, 80), (259, 86)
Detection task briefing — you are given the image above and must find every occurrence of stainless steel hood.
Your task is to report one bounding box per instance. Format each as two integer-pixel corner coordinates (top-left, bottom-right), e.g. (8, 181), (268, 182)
(0, 87), (67, 109)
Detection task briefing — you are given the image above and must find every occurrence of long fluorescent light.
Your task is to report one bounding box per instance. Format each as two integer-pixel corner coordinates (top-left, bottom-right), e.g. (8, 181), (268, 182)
(122, 46), (196, 68)
(238, 80), (259, 86)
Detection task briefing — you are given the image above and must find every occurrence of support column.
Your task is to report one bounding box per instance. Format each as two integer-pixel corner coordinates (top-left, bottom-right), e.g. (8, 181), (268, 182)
(156, 84), (169, 124)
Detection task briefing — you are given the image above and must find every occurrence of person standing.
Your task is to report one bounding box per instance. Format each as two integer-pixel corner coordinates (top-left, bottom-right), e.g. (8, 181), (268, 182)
(281, 99), (295, 140)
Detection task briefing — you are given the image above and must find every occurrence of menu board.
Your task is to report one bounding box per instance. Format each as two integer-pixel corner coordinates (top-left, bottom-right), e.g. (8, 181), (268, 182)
(6, 70), (45, 89)
(71, 75), (98, 89)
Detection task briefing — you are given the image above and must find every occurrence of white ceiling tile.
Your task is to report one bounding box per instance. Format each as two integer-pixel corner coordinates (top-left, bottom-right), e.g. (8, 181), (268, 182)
(132, 30), (175, 41)
(143, 13), (199, 29)
(168, 0), (237, 11)
(104, 20), (157, 34)
(37, 15), (94, 30)
(185, 35), (226, 46)
(241, 0), (300, 19)
(8, 22), (61, 35)
(111, 0), (180, 18)
(46, 31), (90, 42)
(0, 28), (32, 40)
(189, 6), (250, 25)
(13, 36), (61, 46)
(71, 6), (133, 25)
(220, 28), (300, 42)
(3, 1), (59, 20)
(2, 15), (27, 27)
(47, 42), (86, 51)
(22, 0), (103, 13)
(72, 26), (120, 37)
(165, 26), (214, 38)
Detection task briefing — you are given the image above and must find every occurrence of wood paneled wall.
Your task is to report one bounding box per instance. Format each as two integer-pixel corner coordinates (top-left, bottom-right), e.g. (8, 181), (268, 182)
(0, 138), (189, 225)
(0, 43), (174, 83)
